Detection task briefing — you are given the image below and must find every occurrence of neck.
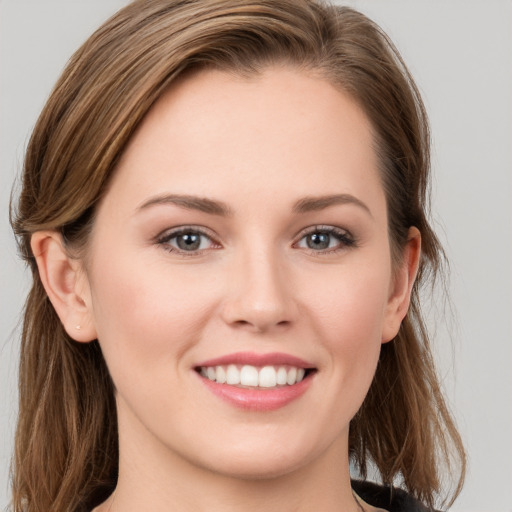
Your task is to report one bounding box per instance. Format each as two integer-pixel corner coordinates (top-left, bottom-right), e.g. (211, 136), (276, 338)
(112, 453), (361, 512)
(104, 405), (363, 512)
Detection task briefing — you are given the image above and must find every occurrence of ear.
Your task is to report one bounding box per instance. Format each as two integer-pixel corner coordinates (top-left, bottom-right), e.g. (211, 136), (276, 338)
(31, 231), (97, 342)
(381, 227), (421, 343)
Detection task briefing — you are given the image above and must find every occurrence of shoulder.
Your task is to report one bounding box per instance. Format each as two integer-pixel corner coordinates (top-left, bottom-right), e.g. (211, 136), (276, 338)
(352, 480), (439, 512)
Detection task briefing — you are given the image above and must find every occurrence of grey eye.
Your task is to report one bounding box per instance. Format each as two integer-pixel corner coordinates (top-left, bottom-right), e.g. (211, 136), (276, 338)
(305, 232), (332, 250)
(159, 229), (216, 253)
(174, 232), (203, 251)
(295, 226), (355, 253)
(297, 231), (343, 251)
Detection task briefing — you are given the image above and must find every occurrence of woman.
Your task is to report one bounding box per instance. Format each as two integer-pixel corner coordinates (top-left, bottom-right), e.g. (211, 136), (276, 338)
(10, 1), (465, 511)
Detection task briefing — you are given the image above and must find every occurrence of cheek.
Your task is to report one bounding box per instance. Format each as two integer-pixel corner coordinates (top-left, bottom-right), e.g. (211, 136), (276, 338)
(309, 263), (390, 344)
(87, 252), (219, 380)
(304, 262), (390, 400)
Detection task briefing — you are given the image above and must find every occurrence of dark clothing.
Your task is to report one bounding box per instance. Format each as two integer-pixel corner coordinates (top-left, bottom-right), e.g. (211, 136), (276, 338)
(352, 480), (438, 512)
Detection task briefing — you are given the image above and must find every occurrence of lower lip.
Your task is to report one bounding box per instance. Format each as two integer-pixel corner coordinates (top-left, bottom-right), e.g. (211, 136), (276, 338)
(197, 373), (314, 411)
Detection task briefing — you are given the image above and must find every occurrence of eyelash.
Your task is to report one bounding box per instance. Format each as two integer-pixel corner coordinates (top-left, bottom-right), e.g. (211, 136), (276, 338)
(293, 225), (357, 254)
(155, 225), (356, 256)
(156, 226), (221, 256)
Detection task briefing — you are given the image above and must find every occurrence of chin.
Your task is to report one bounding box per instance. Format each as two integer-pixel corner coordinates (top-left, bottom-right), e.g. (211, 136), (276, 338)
(201, 452), (310, 481)
(184, 430), (336, 482)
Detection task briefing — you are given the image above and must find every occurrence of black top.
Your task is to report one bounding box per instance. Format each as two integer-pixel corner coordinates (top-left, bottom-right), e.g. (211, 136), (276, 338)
(352, 480), (438, 512)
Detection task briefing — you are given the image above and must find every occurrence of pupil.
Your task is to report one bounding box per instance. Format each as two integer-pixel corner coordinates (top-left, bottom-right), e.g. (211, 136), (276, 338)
(177, 233), (200, 250)
(308, 233), (329, 250)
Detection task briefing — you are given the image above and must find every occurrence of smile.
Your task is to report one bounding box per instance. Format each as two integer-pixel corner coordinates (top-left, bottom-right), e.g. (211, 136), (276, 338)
(194, 352), (316, 411)
(198, 364), (307, 388)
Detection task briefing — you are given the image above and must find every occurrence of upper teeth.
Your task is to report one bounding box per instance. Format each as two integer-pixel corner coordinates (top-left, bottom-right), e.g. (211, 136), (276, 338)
(200, 364), (306, 388)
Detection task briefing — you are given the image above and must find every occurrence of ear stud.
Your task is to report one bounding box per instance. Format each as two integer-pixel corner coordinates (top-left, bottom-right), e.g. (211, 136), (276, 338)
(75, 325), (81, 330)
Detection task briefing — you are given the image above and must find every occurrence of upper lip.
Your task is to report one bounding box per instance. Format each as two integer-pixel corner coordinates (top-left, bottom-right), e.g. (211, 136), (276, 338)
(195, 351), (315, 369)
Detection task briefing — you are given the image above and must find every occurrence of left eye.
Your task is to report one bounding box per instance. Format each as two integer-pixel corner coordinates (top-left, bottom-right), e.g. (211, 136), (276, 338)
(295, 228), (354, 252)
(158, 229), (216, 252)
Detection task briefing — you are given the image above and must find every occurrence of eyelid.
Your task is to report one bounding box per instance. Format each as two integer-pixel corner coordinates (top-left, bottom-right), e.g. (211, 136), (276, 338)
(153, 224), (356, 256)
(293, 224), (356, 253)
(155, 225), (222, 254)
(294, 224), (353, 239)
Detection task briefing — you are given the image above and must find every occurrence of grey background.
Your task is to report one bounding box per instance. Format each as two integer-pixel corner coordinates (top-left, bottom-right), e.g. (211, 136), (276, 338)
(1, 1), (511, 511)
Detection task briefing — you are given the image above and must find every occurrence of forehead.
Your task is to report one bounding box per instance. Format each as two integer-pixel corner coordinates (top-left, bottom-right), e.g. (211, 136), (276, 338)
(104, 66), (384, 214)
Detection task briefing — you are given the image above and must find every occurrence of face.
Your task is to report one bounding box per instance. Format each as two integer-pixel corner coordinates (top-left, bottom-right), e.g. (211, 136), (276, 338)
(79, 67), (411, 479)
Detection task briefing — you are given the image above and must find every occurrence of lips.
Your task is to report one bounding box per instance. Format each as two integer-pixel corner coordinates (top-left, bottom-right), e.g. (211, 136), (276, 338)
(194, 352), (316, 411)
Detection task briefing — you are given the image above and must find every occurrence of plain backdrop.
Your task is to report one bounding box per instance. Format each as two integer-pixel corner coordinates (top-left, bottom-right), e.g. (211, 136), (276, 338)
(1, 1), (511, 511)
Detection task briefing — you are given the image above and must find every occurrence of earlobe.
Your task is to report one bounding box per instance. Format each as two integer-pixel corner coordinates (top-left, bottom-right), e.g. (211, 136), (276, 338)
(31, 231), (97, 342)
(381, 227), (421, 343)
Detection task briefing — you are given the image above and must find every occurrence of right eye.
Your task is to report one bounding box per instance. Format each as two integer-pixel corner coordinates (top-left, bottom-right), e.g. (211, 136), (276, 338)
(157, 227), (220, 255)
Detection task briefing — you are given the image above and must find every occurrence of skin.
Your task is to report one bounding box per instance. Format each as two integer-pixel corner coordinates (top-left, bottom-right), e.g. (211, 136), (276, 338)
(32, 67), (420, 512)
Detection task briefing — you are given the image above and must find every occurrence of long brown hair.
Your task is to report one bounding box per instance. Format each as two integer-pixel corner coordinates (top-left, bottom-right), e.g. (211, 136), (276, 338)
(10, 1), (465, 510)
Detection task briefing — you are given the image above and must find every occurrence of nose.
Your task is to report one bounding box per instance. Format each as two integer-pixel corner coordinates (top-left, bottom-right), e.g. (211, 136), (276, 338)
(220, 248), (298, 333)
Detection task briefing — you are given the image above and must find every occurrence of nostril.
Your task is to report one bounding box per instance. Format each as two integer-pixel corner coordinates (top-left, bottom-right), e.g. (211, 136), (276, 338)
(230, 318), (292, 333)
(233, 319), (251, 327)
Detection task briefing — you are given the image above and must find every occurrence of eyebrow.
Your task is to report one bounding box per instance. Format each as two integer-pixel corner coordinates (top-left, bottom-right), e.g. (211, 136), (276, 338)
(137, 194), (233, 216)
(137, 192), (371, 218)
(293, 194), (373, 217)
